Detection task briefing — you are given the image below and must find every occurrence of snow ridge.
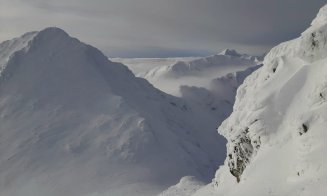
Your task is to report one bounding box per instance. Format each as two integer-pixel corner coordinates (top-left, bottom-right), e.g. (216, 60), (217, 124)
(0, 31), (37, 75)
(144, 49), (260, 79)
(265, 5), (327, 64)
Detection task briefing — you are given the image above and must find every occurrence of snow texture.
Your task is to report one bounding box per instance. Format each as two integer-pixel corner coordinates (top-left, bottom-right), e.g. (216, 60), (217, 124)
(0, 27), (227, 196)
(193, 4), (327, 196)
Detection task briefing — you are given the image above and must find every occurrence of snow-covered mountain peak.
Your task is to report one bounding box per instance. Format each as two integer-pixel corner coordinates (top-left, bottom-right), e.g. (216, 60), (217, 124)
(30, 27), (88, 53)
(306, 4), (327, 33)
(0, 27), (136, 92)
(37, 27), (70, 37)
(219, 49), (242, 57)
(0, 31), (37, 71)
(29, 27), (74, 48)
(265, 5), (327, 64)
(0, 28), (75, 71)
(0, 27), (227, 196)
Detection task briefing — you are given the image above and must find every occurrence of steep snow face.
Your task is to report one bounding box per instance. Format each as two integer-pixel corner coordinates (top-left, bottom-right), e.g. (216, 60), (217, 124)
(195, 4), (327, 196)
(0, 31), (37, 73)
(265, 5), (327, 64)
(157, 65), (262, 196)
(158, 176), (205, 196)
(306, 4), (327, 33)
(0, 27), (225, 196)
(140, 50), (261, 96)
(179, 65), (262, 122)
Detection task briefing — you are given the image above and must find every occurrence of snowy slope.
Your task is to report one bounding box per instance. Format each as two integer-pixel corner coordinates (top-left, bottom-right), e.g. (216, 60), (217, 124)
(179, 65), (262, 123)
(140, 50), (262, 96)
(193, 4), (327, 196)
(0, 27), (227, 196)
(158, 176), (205, 196)
(157, 65), (262, 196)
(0, 31), (37, 72)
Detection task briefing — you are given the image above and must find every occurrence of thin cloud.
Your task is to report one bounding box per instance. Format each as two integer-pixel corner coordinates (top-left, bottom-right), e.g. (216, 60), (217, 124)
(0, 0), (326, 57)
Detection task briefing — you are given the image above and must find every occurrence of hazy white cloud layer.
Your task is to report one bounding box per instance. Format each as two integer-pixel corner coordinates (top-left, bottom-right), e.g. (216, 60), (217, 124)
(0, 0), (325, 57)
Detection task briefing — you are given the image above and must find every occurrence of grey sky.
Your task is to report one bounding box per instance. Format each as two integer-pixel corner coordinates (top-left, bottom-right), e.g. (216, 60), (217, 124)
(0, 0), (326, 57)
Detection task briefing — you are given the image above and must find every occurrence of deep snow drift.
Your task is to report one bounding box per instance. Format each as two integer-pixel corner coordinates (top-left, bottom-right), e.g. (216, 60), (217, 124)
(0, 27), (228, 196)
(192, 4), (327, 196)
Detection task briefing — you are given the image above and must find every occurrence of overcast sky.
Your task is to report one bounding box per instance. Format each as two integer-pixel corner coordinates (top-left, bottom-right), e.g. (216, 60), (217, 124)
(0, 0), (326, 57)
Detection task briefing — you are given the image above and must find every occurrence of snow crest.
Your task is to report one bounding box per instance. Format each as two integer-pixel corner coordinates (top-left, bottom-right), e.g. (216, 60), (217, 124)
(265, 5), (327, 64)
(144, 50), (260, 79)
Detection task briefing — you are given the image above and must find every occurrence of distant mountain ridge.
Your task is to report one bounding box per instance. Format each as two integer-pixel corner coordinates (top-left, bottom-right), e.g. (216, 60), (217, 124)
(143, 49), (261, 79)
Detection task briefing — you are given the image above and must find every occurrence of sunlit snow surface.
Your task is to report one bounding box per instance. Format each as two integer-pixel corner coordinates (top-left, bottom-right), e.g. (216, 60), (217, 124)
(190, 4), (327, 196)
(0, 27), (229, 196)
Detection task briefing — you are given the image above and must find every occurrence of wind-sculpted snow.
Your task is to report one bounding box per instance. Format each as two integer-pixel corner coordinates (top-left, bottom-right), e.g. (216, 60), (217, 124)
(192, 4), (327, 196)
(0, 27), (227, 196)
(0, 31), (37, 74)
(265, 5), (327, 64)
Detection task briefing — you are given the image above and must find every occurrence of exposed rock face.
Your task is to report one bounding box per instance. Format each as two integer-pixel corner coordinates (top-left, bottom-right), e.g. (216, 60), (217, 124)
(224, 120), (262, 182)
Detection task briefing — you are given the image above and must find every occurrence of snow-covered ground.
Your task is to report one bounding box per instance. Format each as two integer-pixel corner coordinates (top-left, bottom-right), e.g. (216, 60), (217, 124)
(190, 4), (327, 196)
(158, 176), (205, 196)
(0, 27), (229, 196)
